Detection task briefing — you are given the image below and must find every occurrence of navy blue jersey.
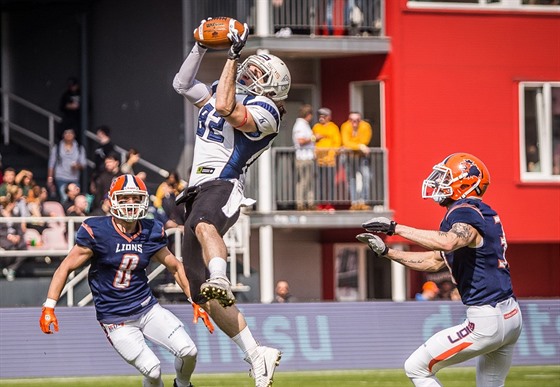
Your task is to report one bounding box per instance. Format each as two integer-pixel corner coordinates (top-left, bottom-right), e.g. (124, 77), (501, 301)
(76, 216), (167, 323)
(440, 198), (514, 307)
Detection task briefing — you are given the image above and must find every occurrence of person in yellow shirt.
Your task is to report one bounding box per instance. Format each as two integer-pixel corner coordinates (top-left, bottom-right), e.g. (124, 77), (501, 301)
(340, 112), (372, 210)
(312, 107), (341, 211)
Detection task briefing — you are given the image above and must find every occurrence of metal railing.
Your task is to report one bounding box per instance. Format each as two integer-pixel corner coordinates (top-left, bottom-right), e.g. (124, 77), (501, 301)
(245, 147), (388, 210)
(0, 215), (250, 306)
(189, 0), (383, 37)
(1, 88), (61, 148)
(0, 88), (169, 178)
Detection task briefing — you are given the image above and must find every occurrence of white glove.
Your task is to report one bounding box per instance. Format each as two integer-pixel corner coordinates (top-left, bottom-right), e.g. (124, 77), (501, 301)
(356, 233), (389, 256)
(227, 21), (249, 60)
(362, 217), (397, 235)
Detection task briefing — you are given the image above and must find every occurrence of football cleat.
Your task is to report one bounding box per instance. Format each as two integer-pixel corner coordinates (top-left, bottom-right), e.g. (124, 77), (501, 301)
(245, 346), (282, 387)
(200, 276), (236, 307)
(173, 379), (193, 387)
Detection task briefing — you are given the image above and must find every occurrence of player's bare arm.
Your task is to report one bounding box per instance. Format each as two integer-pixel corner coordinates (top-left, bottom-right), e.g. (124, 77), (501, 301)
(153, 247), (191, 299)
(386, 249), (446, 272)
(395, 222), (479, 252)
(46, 245), (93, 301)
(215, 59), (256, 133)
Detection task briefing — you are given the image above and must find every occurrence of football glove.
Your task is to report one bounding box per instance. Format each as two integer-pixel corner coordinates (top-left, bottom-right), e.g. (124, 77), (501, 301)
(39, 307), (59, 334)
(356, 233), (389, 256)
(227, 21), (249, 60)
(362, 217), (397, 236)
(193, 17), (212, 49)
(190, 299), (214, 334)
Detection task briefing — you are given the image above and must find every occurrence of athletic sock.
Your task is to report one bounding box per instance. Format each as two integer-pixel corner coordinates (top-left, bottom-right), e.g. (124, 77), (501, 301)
(232, 326), (259, 355)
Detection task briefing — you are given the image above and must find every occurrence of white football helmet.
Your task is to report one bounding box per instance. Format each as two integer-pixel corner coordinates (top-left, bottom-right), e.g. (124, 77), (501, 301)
(109, 174), (149, 222)
(236, 54), (291, 101)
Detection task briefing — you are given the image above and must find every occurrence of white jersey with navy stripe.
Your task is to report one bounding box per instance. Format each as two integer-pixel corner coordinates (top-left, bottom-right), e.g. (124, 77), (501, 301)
(189, 92), (280, 187)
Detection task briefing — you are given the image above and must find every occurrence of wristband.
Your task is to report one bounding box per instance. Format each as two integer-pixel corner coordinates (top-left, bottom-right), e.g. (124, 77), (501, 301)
(43, 298), (57, 308)
(233, 106), (248, 129)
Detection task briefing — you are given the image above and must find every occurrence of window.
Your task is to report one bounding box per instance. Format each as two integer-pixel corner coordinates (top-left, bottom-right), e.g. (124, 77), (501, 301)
(519, 82), (560, 182)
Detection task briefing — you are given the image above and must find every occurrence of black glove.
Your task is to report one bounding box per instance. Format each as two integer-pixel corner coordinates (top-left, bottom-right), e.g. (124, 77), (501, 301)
(227, 22), (249, 60)
(362, 217), (397, 236)
(356, 233), (389, 256)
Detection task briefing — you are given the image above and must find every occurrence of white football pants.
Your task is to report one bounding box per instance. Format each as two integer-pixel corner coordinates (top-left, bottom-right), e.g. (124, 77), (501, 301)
(404, 297), (522, 387)
(101, 303), (197, 387)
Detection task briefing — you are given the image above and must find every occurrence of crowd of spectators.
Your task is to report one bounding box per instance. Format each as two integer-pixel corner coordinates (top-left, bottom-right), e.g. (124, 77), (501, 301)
(0, 126), (187, 281)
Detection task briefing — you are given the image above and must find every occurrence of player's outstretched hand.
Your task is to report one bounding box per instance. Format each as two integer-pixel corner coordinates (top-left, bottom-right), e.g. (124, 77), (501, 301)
(356, 233), (389, 256)
(362, 217), (397, 235)
(191, 300), (214, 334)
(227, 20), (249, 60)
(39, 307), (59, 334)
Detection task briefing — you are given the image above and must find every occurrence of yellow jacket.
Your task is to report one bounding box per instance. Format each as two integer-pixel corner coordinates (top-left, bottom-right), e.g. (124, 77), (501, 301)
(313, 121), (341, 166)
(340, 120), (372, 150)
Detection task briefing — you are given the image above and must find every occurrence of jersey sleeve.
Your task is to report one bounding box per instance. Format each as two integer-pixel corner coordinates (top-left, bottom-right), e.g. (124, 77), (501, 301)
(150, 220), (169, 251)
(75, 219), (96, 249)
(244, 96), (280, 137)
(445, 203), (487, 236)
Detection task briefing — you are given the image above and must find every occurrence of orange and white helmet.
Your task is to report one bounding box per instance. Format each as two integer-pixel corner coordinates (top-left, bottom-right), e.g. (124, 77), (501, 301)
(108, 174), (149, 222)
(422, 153), (490, 204)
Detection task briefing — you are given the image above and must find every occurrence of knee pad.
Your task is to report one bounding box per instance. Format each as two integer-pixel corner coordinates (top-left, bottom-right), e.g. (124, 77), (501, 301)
(144, 363), (161, 381)
(178, 344), (198, 360)
(404, 352), (430, 379)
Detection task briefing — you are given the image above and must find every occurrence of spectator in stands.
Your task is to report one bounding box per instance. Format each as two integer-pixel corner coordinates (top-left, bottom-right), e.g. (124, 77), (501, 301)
(58, 77), (81, 141)
(292, 104), (316, 210)
(340, 112), (373, 210)
(10, 186), (29, 231)
(26, 185), (49, 233)
(153, 171), (185, 209)
(0, 194), (27, 281)
(0, 167), (16, 202)
(61, 183), (81, 214)
(67, 194), (89, 217)
(89, 194), (111, 216)
(15, 169), (35, 198)
(92, 125), (115, 180)
(312, 107), (341, 211)
(47, 129), (86, 202)
(415, 281), (440, 301)
(120, 148), (141, 176)
(273, 280), (298, 303)
(90, 152), (120, 211)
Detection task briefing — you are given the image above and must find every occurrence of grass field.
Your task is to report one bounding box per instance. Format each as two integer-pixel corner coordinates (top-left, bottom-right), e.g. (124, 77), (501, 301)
(1, 366), (559, 387)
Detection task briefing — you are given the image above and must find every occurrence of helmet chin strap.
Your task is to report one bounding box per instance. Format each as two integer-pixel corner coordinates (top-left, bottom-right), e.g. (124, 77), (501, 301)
(459, 179), (481, 199)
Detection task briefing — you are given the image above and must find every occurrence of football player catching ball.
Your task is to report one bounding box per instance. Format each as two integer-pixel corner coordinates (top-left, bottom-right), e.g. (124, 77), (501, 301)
(173, 17), (291, 387)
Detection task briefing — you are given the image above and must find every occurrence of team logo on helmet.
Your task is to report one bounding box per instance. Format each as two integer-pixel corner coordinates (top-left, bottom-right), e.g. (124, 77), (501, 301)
(459, 159), (483, 179)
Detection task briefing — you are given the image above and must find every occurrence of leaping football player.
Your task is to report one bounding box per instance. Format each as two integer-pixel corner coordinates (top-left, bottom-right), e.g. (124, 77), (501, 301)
(172, 17), (290, 387)
(40, 174), (214, 387)
(357, 153), (522, 387)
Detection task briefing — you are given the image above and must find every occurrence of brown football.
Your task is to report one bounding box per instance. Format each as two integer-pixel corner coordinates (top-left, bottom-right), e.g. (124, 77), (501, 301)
(193, 17), (245, 50)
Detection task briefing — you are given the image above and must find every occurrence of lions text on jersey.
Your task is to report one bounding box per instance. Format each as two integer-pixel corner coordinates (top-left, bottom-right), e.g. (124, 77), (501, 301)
(76, 216), (167, 323)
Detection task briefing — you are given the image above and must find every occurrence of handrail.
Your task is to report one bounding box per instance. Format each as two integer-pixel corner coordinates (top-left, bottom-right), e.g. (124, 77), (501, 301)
(84, 131), (169, 178)
(0, 215), (251, 306)
(1, 88), (61, 147)
(0, 88), (170, 179)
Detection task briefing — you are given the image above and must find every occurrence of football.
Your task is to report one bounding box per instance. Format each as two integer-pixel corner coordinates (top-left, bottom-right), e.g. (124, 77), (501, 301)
(193, 17), (245, 50)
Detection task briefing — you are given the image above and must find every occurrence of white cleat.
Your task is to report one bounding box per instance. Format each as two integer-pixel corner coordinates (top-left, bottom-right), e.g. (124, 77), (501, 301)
(200, 276), (236, 307)
(245, 346), (282, 387)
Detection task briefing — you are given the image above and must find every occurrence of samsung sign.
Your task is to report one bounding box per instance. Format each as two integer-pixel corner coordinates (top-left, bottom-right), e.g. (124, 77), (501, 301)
(0, 300), (558, 378)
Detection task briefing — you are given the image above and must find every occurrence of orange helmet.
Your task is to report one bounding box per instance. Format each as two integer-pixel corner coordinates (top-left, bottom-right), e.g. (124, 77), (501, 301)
(422, 153), (490, 203)
(108, 174), (149, 221)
